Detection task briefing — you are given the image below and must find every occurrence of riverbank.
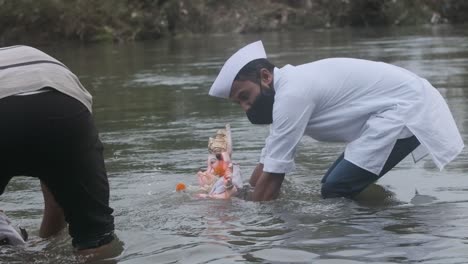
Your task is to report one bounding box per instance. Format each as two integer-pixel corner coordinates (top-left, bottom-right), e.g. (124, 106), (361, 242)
(1, 0), (467, 45)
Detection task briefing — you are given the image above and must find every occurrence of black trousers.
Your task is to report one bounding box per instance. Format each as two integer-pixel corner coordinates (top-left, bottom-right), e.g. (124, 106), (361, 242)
(321, 135), (421, 198)
(0, 90), (114, 249)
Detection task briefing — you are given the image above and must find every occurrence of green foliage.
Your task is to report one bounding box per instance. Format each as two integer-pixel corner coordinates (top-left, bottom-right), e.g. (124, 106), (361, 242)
(0, 0), (167, 44)
(0, 0), (466, 45)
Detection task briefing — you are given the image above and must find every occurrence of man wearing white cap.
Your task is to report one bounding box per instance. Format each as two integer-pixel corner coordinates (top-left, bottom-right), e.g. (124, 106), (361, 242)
(209, 41), (464, 201)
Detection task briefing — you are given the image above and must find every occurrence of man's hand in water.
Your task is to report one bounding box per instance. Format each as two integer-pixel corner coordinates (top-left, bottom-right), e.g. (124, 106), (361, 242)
(248, 163), (285, 201)
(252, 172), (285, 201)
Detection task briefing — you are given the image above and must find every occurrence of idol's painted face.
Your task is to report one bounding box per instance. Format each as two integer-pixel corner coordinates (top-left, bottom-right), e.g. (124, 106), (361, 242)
(229, 68), (274, 112)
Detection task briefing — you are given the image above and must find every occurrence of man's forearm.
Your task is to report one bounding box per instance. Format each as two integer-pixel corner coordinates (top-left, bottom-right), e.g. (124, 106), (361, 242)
(249, 163), (264, 187)
(252, 172), (285, 201)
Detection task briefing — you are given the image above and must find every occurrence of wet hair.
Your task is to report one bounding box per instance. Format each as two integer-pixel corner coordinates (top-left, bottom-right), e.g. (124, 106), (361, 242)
(234, 58), (275, 83)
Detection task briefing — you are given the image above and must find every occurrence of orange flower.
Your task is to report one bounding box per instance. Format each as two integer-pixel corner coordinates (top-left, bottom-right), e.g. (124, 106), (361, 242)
(175, 182), (186, 192)
(213, 161), (228, 176)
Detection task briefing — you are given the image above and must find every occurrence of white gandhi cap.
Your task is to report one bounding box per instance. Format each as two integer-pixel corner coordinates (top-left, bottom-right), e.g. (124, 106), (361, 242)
(209, 41), (267, 99)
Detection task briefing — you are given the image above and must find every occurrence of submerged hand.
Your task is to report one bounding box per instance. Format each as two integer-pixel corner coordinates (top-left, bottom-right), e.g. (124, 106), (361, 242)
(251, 172), (285, 201)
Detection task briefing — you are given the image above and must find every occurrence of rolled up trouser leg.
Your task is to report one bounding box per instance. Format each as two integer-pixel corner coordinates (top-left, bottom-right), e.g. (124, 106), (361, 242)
(321, 135), (420, 198)
(321, 159), (378, 198)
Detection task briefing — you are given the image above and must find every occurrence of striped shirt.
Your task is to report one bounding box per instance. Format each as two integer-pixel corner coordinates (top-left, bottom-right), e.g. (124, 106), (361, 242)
(0, 45), (93, 112)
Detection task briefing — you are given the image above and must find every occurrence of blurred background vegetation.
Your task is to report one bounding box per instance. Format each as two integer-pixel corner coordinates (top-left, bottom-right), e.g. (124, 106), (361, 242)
(1, 0), (467, 45)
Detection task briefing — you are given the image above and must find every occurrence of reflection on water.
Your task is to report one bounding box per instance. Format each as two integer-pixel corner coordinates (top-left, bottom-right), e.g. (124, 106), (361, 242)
(1, 25), (468, 263)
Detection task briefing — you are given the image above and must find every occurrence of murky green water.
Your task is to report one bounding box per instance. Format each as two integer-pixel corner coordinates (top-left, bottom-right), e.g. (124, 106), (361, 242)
(1, 25), (468, 263)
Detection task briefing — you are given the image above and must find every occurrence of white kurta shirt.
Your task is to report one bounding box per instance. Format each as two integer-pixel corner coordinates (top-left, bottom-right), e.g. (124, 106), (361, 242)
(260, 58), (464, 175)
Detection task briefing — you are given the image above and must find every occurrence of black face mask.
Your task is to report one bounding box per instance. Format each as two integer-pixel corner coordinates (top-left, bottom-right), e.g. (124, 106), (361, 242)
(246, 85), (275, 125)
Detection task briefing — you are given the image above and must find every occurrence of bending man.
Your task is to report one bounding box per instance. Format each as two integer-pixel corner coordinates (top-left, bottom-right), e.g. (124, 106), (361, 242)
(208, 41), (464, 201)
(0, 45), (115, 251)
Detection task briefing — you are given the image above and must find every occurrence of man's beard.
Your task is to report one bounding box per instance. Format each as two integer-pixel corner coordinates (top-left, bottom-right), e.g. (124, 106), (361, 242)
(246, 85), (275, 125)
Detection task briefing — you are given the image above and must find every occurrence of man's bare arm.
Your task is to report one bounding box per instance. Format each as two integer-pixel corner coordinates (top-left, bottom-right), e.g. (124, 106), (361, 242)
(247, 163), (285, 201)
(249, 163), (264, 187)
(252, 172), (285, 201)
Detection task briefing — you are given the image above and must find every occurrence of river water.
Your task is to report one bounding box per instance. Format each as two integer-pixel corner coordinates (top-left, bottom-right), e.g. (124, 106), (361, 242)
(1, 25), (467, 264)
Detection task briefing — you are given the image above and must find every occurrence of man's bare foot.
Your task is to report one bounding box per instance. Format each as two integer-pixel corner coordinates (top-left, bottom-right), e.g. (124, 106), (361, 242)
(76, 235), (124, 263)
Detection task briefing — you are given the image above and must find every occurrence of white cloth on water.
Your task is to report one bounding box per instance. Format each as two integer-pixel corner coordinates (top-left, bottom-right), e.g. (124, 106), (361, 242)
(260, 58), (464, 175)
(0, 211), (25, 246)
